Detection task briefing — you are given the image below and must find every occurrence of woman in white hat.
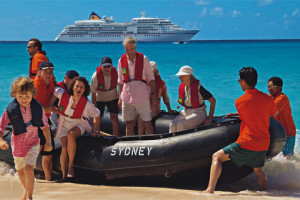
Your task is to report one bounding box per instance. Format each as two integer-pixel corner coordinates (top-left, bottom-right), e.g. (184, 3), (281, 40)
(169, 65), (216, 133)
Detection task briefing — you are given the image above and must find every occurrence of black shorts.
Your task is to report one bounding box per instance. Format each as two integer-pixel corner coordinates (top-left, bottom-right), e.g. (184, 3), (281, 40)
(38, 126), (55, 156)
(96, 99), (119, 116)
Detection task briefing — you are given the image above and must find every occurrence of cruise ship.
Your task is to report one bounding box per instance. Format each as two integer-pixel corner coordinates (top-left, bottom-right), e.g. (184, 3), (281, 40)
(55, 11), (199, 42)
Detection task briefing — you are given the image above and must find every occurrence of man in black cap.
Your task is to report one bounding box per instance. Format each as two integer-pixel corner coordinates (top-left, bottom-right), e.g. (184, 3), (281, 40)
(57, 70), (80, 91)
(91, 56), (120, 136)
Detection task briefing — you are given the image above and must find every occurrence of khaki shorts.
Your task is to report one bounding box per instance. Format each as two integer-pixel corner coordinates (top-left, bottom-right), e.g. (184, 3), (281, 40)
(13, 144), (40, 171)
(122, 100), (151, 122)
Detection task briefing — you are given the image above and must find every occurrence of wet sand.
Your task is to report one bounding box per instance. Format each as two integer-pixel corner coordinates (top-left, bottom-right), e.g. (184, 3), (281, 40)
(1, 175), (299, 200)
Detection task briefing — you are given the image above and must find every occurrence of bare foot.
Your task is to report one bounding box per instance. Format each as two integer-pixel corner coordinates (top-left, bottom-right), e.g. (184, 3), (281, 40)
(200, 189), (214, 194)
(67, 167), (74, 178)
(20, 192), (26, 200)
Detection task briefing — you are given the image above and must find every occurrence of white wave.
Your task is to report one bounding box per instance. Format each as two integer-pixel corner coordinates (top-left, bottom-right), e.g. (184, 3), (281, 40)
(0, 161), (16, 176)
(233, 153), (300, 193)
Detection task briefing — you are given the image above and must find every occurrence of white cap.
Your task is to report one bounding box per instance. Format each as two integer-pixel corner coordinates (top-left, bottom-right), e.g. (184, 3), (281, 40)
(176, 65), (193, 76)
(150, 61), (157, 70)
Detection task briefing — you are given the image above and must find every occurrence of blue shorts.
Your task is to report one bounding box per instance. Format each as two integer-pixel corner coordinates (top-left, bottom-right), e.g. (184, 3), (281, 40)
(223, 143), (267, 168)
(282, 136), (295, 156)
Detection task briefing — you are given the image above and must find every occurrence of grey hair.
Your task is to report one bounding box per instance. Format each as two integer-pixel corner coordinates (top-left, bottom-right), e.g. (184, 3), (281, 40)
(123, 37), (137, 46)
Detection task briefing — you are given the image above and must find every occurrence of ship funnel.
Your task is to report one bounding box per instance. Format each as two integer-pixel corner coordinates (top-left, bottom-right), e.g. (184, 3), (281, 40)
(89, 11), (101, 20)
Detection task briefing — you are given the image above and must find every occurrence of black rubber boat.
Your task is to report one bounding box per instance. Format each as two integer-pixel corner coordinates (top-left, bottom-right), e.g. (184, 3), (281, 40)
(0, 111), (286, 184)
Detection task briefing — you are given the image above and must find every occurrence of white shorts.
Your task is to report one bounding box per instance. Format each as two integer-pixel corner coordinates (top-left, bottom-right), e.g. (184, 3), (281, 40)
(59, 117), (85, 138)
(13, 144), (40, 171)
(122, 100), (152, 122)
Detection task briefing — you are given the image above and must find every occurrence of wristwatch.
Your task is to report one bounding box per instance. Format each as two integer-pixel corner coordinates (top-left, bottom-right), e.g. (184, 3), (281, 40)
(151, 92), (156, 95)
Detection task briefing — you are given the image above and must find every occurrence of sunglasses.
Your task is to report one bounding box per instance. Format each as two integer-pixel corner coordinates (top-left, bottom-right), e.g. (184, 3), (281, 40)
(103, 65), (111, 68)
(268, 85), (279, 89)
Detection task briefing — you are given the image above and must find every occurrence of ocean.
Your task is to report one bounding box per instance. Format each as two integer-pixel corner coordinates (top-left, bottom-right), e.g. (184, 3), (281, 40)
(0, 40), (299, 199)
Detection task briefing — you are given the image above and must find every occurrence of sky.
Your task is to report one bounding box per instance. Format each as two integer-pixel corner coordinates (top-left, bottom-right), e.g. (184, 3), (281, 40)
(0, 0), (300, 41)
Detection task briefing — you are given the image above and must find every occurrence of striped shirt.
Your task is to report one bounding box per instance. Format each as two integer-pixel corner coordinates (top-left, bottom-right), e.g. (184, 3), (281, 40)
(0, 104), (49, 157)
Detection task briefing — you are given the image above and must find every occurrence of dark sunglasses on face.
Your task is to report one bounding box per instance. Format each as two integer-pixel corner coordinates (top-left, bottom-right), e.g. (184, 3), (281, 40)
(268, 85), (279, 89)
(103, 65), (111, 68)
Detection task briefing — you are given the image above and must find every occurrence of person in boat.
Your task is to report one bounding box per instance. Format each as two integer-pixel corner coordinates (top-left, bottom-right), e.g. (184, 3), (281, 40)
(57, 70), (79, 91)
(54, 76), (101, 182)
(33, 61), (56, 181)
(117, 37), (157, 136)
(91, 56), (120, 136)
(27, 38), (56, 84)
(52, 70), (79, 110)
(0, 77), (52, 200)
(203, 67), (278, 194)
(169, 65), (216, 133)
(138, 61), (172, 135)
(268, 77), (296, 159)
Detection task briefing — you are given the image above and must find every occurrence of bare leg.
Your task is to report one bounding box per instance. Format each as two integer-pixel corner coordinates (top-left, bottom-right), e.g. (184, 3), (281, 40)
(42, 155), (52, 181)
(126, 120), (136, 136)
(202, 150), (230, 194)
(58, 136), (68, 181)
(110, 113), (120, 136)
(253, 167), (267, 191)
(24, 164), (35, 200)
(66, 126), (82, 178)
(137, 117), (145, 135)
(17, 168), (27, 200)
(144, 121), (154, 135)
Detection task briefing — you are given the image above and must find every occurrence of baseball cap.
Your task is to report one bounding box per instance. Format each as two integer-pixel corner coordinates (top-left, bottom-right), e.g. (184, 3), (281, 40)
(101, 56), (113, 67)
(40, 61), (54, 70)
(65, 70), (79, 79)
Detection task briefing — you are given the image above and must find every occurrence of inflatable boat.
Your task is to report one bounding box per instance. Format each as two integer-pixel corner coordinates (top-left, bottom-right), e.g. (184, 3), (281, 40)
(0, 111), (286, 184)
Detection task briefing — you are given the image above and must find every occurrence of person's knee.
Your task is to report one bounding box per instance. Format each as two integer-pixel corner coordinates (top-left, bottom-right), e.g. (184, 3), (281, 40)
(110, 113), (118, 121)
(24, 165), (34, 173)
(67, 131), (75, 140)
(126, 121), (135, 128)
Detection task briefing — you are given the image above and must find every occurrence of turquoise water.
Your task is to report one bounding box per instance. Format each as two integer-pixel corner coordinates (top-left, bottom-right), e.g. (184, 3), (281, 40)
(0, 40), (300, 193)
(0, 41), (299, 143)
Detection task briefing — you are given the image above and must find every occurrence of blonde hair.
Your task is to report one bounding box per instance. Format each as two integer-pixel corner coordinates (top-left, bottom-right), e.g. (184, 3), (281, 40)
(123, 37), (137, 46)
(10, 76), (37, 97)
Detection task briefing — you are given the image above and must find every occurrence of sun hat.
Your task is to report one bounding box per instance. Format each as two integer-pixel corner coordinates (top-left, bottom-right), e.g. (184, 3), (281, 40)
(176, 65), (193, 76)
(150, 61), (158, 70)
(65, 70), (79, 79)
(101, 56), (113, 67)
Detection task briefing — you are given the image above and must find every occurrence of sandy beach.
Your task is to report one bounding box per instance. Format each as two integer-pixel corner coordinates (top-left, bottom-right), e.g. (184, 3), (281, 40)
(1, 174), (300, 200)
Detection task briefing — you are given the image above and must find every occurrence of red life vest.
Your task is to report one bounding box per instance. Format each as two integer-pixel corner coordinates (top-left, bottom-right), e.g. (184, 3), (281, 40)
(120, 52), (144, 83)
(178, 79), (200, 109)
(96, 66), (118, 91)
(56, 81), (67, 90)
(154, 74), (165, 96)
(58, 92), (88, 119)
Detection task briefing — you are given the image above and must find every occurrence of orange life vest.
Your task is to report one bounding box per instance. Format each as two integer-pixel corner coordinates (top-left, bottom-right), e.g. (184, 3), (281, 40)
(58, 92), (88, 119)
(96, 66), (118, 91)
(178, 79), (200, 109)
(120, 52), (144, 83)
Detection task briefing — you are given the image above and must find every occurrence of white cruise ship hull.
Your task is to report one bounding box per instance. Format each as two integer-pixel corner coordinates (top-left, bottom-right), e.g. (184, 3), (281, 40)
(55, 31), (199, 42)
(55, 12), (199, 43)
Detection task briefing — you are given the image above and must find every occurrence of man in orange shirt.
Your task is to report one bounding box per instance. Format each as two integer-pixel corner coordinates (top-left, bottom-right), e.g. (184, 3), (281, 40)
(202, 67), (277, 194)
(27, 38), (49, 80)
(268, 77), (296, 158)
(27, 38), (56, 84)
(34, 61), (55, 181)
